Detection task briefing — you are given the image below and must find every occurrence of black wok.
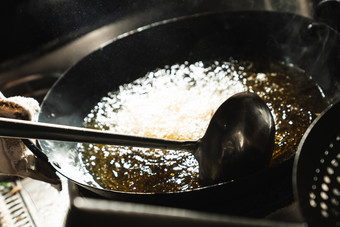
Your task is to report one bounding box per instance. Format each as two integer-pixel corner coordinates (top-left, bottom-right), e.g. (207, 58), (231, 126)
(37, 11), (340, 216)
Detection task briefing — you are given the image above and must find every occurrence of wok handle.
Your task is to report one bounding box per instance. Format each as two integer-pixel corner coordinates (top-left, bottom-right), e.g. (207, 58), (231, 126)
(0, 117), (198, 151)
(314, 0), (340, 32)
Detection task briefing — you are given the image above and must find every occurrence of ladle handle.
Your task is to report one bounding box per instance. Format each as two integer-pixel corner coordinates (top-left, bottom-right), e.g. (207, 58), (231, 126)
(0, 117), (198, 151)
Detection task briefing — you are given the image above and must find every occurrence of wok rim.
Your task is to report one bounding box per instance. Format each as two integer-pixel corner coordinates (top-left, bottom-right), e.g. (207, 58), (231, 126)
(37, 10), (332, 196)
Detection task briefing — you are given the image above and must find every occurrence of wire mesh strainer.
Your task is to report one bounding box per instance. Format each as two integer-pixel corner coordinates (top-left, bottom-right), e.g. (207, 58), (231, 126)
(293, 100), (340, 226)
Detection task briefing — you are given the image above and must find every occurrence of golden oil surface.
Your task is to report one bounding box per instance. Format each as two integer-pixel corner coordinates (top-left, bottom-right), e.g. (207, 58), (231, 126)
(78, 60), (327, 193)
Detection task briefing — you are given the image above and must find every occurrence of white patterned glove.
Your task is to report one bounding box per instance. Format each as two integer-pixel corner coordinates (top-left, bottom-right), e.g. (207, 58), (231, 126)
(0, 92), (61, 189)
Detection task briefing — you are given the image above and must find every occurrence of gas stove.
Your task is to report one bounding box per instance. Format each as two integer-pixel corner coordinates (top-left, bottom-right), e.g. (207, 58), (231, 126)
(0, 176), (69, 227)
(0, 172), (304, 227)
(0, 1), (338, 226)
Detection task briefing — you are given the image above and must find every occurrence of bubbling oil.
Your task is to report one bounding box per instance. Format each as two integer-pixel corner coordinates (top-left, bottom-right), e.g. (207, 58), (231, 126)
(78, 59), (327, 193)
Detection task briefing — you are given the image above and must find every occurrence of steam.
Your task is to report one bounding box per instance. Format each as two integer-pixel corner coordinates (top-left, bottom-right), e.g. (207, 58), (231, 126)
(270, 14), (340, 102)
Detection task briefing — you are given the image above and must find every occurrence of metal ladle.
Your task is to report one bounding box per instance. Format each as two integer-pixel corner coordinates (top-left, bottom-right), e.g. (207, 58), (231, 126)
(0, 92), (275, 184)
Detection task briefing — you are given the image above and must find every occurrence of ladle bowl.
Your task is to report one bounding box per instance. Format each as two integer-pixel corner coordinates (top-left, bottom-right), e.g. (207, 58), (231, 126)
(196, 92), (275, 184)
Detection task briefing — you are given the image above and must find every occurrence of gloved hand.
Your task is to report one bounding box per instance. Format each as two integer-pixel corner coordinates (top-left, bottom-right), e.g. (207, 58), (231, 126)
(0, 92), (61, 189)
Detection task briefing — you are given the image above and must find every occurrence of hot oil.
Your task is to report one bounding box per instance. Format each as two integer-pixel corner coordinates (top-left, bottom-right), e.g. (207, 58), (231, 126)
(78, 59), (327, 193)
(245, 64), (327, 165)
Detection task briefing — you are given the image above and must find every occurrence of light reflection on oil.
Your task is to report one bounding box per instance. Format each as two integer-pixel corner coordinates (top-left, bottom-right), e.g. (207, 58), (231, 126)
(78, 59), (327, 193)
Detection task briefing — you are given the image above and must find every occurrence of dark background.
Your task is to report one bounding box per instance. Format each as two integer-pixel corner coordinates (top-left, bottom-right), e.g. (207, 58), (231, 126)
(0, 0), (230, 66)
(0, 0), (338, 70)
